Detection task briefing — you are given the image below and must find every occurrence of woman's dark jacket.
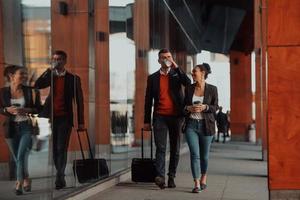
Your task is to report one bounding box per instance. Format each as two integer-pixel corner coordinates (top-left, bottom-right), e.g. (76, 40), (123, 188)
(0, 85), (42, 138)
(184, 83), (218, 136)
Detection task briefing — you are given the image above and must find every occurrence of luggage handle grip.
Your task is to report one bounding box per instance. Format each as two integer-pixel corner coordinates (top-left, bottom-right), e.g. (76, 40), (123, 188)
(76, 128), (94, 160)
(141, 128), (153, 160)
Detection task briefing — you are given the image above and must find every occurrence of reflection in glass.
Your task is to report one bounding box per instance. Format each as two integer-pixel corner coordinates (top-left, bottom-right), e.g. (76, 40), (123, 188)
(109, 0), (135, 174)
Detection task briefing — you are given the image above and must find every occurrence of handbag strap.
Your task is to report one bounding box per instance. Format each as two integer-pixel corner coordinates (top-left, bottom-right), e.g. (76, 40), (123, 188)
(31, 88), (36, 105)
(28, 89), (37, 124)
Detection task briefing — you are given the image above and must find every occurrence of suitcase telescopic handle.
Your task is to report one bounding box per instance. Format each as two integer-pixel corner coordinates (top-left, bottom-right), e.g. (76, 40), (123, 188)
(76, 128), (94, 160)
(141, 128), (153, 160)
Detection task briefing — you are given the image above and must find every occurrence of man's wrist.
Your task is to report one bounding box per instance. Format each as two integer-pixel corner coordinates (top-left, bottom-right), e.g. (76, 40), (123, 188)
(3, 107), (7, 113)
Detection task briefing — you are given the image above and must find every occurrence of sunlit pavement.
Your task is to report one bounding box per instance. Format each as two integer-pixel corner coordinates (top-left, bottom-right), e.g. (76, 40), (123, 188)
(87, 142), (268, 200)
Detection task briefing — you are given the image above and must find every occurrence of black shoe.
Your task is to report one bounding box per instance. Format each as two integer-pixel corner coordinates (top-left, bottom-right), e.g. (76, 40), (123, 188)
(154, 176), (165, 189)
(200, 183), (207, 191)
(15, 189), (23, 195)
(23, 178), (32, 192)
(167, 177), (176, 188)
(55, 177), (66, 190)
(192, 187), (200, 193)
(15, 182), (23, 195)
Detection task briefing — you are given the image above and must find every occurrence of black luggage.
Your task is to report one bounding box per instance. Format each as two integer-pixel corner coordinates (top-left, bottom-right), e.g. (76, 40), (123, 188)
(131, 128), (156, 182)
(73, 129), (109, 183)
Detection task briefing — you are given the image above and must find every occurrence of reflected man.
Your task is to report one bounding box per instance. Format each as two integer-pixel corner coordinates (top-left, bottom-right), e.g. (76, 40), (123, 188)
(35, 50), (84, 189)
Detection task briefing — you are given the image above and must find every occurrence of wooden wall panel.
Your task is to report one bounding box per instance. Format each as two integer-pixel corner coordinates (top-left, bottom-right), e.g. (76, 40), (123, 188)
(268, 47), (300, 189)
(267, 0), (300, 192)
(230, 51), (253, 140)
(267, 0), (300, 46)
(0, 0), (10, 162)
(51, 0), (89, 150)
(94, 0), (110, 145)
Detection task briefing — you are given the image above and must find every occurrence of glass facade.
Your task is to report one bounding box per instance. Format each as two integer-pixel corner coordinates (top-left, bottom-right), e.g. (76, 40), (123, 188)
(0, 0), (231, 199)
(109, 0), (135, 174)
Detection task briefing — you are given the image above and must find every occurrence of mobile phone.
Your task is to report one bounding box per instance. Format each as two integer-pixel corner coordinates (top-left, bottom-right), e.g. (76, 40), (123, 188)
(12, 103), (21, 107)
(193, 101), (201, 105)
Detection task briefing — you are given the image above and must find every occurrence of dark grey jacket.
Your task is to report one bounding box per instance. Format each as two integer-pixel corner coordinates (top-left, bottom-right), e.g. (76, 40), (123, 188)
(184, 83), (218, 135)
(0, 86), (42, 138)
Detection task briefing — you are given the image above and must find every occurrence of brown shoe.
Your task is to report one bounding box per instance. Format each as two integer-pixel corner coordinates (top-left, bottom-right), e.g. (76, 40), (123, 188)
(154, 176), (165, 189)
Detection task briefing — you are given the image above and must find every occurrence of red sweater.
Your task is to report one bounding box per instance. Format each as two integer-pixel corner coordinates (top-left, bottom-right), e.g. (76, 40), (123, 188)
(53, 76), (67, 116)
(156, 74), (177, 116)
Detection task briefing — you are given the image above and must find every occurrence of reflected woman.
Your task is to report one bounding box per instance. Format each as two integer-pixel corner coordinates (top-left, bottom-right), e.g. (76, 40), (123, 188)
(0, 65), (41, 195)
(183, 63), (218, 193)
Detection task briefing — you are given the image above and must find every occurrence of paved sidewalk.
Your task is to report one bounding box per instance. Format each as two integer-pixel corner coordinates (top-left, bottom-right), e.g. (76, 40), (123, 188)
(87, 142), (268, 200)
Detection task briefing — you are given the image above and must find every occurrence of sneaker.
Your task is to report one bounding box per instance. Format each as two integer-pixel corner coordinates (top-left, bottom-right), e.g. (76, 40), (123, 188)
(167, 177), (176, 188)
(154, 176), (165, 189)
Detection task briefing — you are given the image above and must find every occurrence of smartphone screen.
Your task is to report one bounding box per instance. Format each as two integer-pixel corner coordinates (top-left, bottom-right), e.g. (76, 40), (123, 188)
(193, 101), (201, 105)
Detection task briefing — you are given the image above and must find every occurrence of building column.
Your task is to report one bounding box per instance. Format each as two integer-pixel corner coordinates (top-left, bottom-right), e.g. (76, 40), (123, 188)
(174, 51), (187, 72)
(133, 0), (150, 144)
(51, 0), (89, 150)
(0, 0), (10, 180)
(254, 0), (268, 160)
(267, 0), (300, 198)
(94, 0), (111, 156)
(229, 51), (253, 141)
(1, 0), (23, 66)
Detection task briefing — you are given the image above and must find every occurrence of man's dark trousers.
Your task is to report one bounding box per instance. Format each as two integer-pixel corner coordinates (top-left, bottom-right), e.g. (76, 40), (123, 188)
(153, 115), (183, 178)
(52, 116), (72, 179)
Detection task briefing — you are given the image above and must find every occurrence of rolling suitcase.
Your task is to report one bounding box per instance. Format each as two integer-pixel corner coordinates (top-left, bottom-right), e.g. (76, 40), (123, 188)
(73, 129), (109, 183)
(131, 128), (156, 182)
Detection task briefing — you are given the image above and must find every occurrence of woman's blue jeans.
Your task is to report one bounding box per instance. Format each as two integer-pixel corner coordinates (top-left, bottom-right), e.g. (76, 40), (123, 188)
(9, 121), (32, 181)
(185, 119), (213, 180)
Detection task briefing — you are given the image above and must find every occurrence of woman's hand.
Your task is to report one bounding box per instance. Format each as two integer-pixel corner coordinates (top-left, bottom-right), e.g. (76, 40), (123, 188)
(16, 108), (31, 115)
(5, 106), (19, 115)
(187, 104), (207, 113)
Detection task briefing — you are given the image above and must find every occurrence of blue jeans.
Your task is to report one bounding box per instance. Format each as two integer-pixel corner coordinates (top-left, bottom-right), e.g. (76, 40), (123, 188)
(153, 115), (183, 178)
(185, 119), (213, 180)
(10, 121), (33, 181)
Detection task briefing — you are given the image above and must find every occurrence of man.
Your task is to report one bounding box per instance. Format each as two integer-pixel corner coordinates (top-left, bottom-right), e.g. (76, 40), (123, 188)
(35, 50), (84, 189)
(144, 48), (190, 189)
(216, 106), (228, 143)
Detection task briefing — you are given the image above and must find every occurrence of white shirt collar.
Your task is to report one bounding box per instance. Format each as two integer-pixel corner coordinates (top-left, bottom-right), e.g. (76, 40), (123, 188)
(159, 67), (171, 76)
(54, 69), (66, 76)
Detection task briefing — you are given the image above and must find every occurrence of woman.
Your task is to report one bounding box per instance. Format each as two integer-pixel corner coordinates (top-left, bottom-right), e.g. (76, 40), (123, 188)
(183, 63), (218, 193)
(0, 65), (41, 195)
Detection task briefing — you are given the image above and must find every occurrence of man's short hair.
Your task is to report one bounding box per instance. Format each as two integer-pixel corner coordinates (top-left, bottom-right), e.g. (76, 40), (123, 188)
(158, 48), (171, 58)
(53, 50), (67, 59)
